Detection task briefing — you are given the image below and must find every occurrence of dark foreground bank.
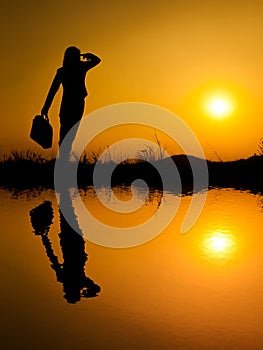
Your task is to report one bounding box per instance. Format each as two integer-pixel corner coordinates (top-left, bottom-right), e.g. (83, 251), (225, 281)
(0, 154), (262, 194)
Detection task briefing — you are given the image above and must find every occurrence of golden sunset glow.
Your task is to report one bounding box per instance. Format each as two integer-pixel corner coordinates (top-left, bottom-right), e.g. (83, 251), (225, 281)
(208, 99), (230, 119)
(1, 1), (263, 161)
(204, 93), (235, 120)
(1, 0), (263, 347)
(202, 230), (237, 263)
(208, 233), (232, 252)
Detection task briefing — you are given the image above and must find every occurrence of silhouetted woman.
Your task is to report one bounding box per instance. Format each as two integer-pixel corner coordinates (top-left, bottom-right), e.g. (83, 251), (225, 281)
(41, 46), (101, 158)
(30, 194), (101, 304)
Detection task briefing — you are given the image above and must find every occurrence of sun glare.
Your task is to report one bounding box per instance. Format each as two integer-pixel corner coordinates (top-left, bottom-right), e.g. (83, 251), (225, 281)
(209, 234), (230, 252)
(202, 230), (237, 263)
(204, 92), (235, 120)
(210, 99), (228, 116)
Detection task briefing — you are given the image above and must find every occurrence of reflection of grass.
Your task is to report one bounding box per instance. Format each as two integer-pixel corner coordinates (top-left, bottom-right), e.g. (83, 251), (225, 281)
(208, 154), (263, 193)
(0, 150), (263, 193)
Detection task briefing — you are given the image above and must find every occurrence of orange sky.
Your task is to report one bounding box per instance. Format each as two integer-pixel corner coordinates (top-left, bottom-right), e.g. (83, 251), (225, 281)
(1, 0), (263, 160)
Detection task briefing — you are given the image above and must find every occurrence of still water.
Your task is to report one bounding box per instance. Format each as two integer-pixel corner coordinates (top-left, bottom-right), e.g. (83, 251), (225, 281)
(0, 187), (263, 349)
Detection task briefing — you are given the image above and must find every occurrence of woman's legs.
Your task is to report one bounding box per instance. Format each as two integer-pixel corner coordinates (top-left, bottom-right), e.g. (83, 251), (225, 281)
(59, 101), (85, 160)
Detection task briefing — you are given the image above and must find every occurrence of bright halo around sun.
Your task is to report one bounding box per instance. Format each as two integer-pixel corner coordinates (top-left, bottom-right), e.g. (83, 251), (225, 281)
(202, 230), (237, 263)
(204, 93), (235, 120)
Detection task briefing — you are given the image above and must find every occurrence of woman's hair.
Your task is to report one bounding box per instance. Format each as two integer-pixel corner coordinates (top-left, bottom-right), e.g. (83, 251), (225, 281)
(63, 46), (81, 68)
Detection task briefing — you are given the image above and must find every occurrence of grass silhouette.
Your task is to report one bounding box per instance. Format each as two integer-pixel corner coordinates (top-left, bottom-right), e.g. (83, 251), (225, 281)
(0, 149), (262, 193)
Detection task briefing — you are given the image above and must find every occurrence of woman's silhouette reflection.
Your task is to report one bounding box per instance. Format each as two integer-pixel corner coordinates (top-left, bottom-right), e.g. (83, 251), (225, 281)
(29, 191), (101, 304)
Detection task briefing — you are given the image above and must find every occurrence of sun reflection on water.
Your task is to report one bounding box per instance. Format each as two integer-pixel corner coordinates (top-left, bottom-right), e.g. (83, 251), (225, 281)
(202, 230), (237, 263)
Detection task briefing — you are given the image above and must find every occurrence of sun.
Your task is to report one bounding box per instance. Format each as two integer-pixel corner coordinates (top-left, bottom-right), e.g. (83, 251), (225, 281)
(203, 92), (235, 120)
(210, 99), (228, 116)
(209, 235), (230, 252)
(202, 230), (237, 263)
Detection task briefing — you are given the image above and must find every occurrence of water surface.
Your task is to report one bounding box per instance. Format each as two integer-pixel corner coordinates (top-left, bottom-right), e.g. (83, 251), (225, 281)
(0, 187), (263, 349)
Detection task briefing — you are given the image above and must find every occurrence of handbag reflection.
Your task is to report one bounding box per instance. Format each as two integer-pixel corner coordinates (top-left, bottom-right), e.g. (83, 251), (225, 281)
(30, 114), (53, 149)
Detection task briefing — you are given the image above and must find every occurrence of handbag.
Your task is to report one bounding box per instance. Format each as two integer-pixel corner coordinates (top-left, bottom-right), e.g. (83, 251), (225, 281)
(30, 114), (53, 149)
(29, 201), (53, 235)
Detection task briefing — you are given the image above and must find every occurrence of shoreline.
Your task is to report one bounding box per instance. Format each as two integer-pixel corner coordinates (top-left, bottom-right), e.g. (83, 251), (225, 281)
(0, 154), (262, 194)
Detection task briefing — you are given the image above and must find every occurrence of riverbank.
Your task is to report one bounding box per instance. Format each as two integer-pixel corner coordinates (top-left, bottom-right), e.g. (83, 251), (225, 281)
(0, 153), (262, 193)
